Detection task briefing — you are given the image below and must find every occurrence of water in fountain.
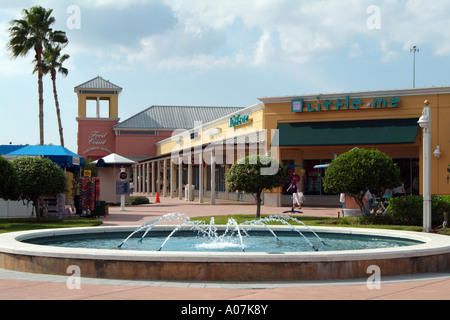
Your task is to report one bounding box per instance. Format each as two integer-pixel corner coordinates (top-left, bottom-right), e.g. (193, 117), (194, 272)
(117, 213), (194, 248)
(118, 213), (326, 252)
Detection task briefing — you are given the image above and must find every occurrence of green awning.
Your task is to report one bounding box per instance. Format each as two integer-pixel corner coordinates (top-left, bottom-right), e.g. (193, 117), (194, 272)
(275, 118), (419, 147)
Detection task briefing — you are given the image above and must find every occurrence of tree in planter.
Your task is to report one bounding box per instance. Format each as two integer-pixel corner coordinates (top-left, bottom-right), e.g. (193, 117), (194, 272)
(11, 156), (67, 221)
(323, 148), (402, 214)
(226, 154), (288, 218)
(0, 156), (19, 201)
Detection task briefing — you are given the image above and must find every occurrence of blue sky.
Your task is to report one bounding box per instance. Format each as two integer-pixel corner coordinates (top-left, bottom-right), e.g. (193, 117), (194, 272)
(1, 0), (450, 153)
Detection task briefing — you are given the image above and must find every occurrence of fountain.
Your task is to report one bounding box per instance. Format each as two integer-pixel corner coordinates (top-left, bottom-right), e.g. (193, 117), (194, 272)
(0, 212), (449, 282)
(117, 213), (326, 252)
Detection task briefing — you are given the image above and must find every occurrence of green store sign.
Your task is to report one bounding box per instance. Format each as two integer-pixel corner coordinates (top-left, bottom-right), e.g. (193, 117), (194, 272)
(291, 96), (401, 113)
(229, 114), (250, 127)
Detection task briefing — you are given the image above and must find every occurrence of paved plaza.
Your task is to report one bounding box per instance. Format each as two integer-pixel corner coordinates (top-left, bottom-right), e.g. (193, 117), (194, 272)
(0, 196), (449, 300)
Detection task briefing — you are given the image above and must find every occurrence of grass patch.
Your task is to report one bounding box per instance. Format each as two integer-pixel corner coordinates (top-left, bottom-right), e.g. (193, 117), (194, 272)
(0, 218), (103, 234)
(191, 214), (426, 232)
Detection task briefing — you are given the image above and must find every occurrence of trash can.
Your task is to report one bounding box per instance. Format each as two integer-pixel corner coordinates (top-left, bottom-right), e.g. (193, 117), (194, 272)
(185, 185), (195, 201)
(91, 201), (106, 217)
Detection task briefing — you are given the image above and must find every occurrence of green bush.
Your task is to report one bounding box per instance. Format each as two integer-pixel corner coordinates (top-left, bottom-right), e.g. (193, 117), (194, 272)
(323, 148), (401, 213)
(11, 156), (67, 221)
(386, 195), (449, 226)
(0, 155), (19, 201)
(226, 154), (287, 218)
(130, 196), (150, 205)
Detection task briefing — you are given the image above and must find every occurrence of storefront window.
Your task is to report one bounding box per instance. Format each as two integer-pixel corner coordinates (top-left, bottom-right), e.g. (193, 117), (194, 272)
(206, 165), (226, 192)
(393, 158), (419, 195)
(304, 159), (333, 196)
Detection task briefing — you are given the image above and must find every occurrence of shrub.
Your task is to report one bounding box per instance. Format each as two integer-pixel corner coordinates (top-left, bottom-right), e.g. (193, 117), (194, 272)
(226, 154), (288, 218)
(11, 156), (67, 221)
(0, 155), (19, 201)
(387, 195), (449, 226)
(130, 196), (150, 205)
(323, 148), (402, 214)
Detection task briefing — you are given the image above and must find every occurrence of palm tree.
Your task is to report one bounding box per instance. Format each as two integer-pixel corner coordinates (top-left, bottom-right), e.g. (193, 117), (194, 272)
(7, 6), (68, 145)
(39, 45), (70, 147)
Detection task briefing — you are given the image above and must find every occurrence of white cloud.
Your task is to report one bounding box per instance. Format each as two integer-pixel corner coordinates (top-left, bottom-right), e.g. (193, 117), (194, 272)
(5, 0), (450, 73)
(349, 43), (363, 58)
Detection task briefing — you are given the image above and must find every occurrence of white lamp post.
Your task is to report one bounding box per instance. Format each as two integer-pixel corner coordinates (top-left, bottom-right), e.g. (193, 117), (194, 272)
(417, 101), (432, 233)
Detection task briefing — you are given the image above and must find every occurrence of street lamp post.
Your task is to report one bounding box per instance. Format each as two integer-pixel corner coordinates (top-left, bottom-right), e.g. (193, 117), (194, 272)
(417, 101), (431, 233)
(410, 46), (419, 88)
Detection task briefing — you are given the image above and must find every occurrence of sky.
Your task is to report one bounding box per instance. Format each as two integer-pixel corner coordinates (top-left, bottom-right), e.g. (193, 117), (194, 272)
(1, 0), (450, 154)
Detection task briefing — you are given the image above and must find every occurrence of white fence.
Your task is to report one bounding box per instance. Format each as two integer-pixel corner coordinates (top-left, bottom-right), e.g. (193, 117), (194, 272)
(0, 199), (34, 218)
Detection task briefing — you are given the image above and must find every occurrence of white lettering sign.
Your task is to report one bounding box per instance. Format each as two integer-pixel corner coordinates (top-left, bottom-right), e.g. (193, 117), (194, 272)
(88, 131), (109, 145)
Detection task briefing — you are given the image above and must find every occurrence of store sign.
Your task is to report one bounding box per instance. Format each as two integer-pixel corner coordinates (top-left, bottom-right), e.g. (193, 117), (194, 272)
(229, 114), (250, 127)
(291, 96), (401, 113)
(116, 181), (130, 195)
(88, 131), (109, 145)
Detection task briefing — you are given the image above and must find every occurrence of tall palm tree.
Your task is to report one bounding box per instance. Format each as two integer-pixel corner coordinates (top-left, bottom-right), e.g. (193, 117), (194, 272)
(7, 6), (68, 145)
(39, 45), (70, 147)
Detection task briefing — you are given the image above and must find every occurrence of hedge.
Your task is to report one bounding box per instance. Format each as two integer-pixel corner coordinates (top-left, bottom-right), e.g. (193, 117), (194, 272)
(385, 195), (450, 226)
(129, 196), (150, 205)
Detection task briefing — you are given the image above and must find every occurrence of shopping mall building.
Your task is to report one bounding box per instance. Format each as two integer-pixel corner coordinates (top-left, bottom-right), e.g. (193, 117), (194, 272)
(76, 77), (450, 207)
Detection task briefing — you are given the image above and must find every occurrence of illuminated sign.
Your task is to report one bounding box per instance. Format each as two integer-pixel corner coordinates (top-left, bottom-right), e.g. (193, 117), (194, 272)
(291, 96), (401, 113)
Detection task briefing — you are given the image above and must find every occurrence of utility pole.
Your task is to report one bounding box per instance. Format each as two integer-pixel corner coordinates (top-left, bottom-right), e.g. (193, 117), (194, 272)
(410, 46), (419, 88)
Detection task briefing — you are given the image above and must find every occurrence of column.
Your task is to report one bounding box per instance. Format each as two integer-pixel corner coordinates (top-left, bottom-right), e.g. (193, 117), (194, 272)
(156, 161), (161, 194)
(210, 150), (216, 205)
(163, 158), (168, 197)
(140, 164), (144, 193)
(151, 162), (155, 196)
(146, 162), (150, 194)
(178, 157), (183, 200)
(142, 163), (146, 193)
(96, 97), (100, 118)
(187, 160), (193, 201)
(170, 160), (175, 198)
(199, 151), (204, 203)
(133, 165), (137, 195)
(136, 164), (141, 193)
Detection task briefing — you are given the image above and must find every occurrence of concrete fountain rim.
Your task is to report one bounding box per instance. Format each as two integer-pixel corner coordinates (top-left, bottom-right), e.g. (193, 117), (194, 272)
(1, 225), (449, 264)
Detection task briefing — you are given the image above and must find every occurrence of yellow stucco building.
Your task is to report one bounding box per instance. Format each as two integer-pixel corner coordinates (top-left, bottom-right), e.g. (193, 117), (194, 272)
(135, 87), (450, 207)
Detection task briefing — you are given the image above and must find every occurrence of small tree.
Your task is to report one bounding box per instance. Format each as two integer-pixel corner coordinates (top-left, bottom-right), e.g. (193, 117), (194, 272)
(0, 156), (19, 201)
(226, 154), (288, 218)
(323, 148), (402, 214)
(11, 156), (67, 221)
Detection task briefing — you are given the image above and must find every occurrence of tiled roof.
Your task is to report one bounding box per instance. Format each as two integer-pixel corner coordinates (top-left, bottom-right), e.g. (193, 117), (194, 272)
(74, 76), (123, 92)
(114, 105), (244, 130)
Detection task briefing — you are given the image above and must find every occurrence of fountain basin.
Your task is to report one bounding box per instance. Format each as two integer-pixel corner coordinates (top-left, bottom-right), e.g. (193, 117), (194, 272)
(0, 226), (449, 282)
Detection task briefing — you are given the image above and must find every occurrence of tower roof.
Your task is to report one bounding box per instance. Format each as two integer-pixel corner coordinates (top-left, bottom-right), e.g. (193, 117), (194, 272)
(74, 76), (122, 93)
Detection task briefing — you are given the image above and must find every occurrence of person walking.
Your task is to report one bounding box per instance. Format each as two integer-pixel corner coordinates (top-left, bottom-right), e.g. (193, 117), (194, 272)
(287, 174), (304, 211)
(72, 178), (81, 215)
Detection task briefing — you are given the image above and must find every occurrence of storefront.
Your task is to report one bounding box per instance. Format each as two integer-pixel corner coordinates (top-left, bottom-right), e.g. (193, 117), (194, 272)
(262, 87), (450, 207)
(134, 87), (449, 207)
(133, 103), (266, 204)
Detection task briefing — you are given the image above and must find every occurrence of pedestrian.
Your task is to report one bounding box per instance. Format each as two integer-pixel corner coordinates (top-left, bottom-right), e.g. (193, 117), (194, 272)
(129, 179), (134, 195)
(287, 174), (304, 210)
(72, 177), (81, 215)
(392, 183), (406, 197)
